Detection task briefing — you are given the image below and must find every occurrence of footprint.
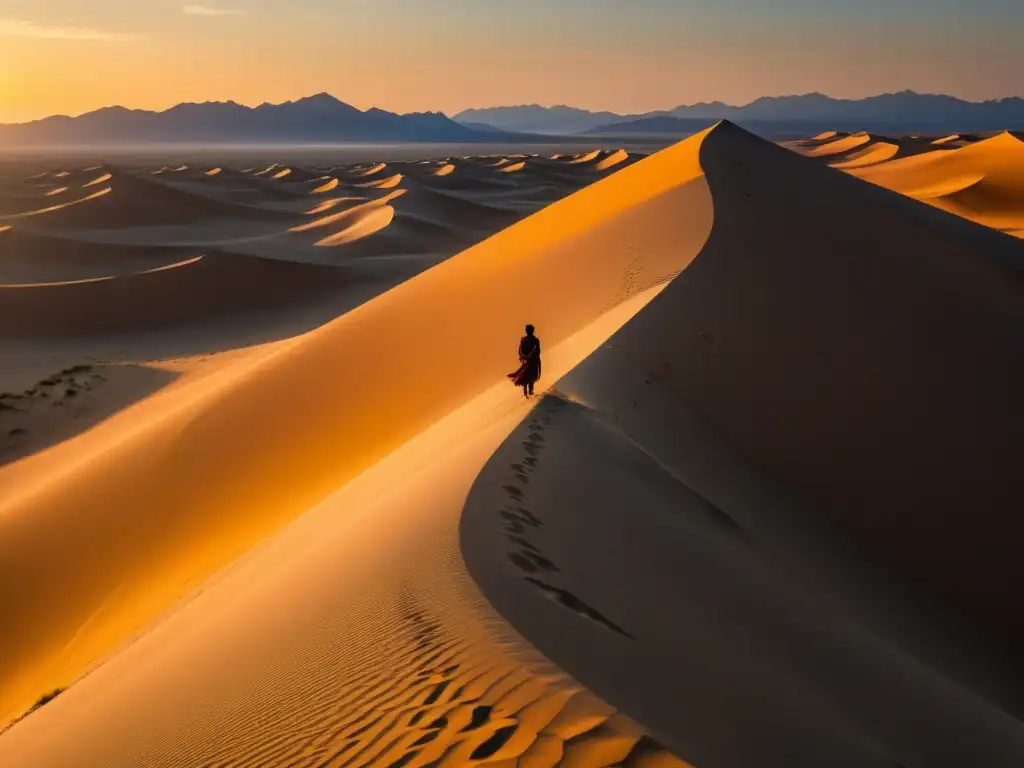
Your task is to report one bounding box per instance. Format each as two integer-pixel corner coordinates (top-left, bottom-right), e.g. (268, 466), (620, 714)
(500, 509), (541, 530)
(507, 535), (540, 552)
(470, 724), (517, 760)
(509, 552), (540, 574)
(523, 551), (559, 572)
(528, 432), (545, 443)
(459, 705), (492, 733)
(524, 578), (634, 639)
(514, 473), (529, 485)
(522, 443), (540, 457)
(515, 508), (543, 527)
(502, 485), (524, 501)
(522, 457), (538, 468)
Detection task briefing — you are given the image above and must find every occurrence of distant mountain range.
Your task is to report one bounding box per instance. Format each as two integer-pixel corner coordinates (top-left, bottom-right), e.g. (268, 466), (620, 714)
(454, 105), (625, 136)
(5, 90), (1024, 147)
(0, 94), (499, 147)
(455, 91), (1024, 135)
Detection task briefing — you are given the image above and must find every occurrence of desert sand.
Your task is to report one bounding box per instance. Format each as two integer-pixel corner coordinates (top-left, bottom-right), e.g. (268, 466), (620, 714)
(791, 129), (1024, 237)
(1, 122), (1023, 768)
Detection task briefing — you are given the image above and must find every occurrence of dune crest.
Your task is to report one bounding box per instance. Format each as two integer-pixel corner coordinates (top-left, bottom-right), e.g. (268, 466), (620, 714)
(311, 177), (339, 193)
(806, 132), (871, 156)
(83, 173), (113, 188)
(829, 141), (899, 169)
(595, 149), (629, 171)
(354, 173), (404, 189)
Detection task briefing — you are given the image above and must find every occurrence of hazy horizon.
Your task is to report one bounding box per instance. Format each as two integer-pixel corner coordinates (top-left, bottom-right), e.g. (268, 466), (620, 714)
(2, 0), (1022, 123)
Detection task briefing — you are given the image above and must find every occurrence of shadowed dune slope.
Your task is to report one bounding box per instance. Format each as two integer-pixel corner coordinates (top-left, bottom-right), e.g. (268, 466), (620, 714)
(463, 121), (1024, 766)
(0, 228), (189, 284)
(4, 171), (294, 230)
(0, 128), (715, 726)
(0, 250), (351, 339)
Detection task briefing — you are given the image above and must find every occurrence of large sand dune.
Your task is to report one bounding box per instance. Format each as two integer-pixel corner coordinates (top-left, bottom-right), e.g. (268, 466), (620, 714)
(0, 132), (710, 765)
(464, 122), (1024, 766)
(2, 123), (1023, 767)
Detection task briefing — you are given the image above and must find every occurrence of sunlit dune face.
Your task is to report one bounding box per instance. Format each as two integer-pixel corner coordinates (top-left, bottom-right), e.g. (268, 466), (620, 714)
(311, 178), (339, 194)
(798, 131), (1024, 236)
(595, 149), (630, 172)
(353, 173), (403, 189)
(83, 173), (112, 188)
(0, 140), (672, 735)
(805, 133), (871, 157)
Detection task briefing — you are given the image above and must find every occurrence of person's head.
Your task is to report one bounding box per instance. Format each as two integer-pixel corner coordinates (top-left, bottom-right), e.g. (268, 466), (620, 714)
(525, 324), (535, 336)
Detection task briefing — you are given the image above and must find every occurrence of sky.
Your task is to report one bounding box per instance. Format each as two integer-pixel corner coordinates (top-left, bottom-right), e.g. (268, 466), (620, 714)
(1, 0), (1022, 123)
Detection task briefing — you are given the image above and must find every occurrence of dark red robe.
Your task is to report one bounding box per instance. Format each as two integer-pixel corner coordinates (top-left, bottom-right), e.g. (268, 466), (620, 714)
(508, 334), (542, 386)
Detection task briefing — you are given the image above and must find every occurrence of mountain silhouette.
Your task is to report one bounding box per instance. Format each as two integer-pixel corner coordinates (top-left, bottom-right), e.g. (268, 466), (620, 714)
(453, 104), (624, 135)
(456, 91), (1024, 135)
(0, 93), (503, 146)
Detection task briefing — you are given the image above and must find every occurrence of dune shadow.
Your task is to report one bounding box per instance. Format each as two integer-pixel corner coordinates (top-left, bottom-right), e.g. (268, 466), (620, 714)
(0, 363), (180, 467)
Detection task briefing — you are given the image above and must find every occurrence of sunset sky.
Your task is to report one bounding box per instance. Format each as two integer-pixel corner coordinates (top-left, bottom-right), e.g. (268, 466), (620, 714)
(1, 0), (1022, 123)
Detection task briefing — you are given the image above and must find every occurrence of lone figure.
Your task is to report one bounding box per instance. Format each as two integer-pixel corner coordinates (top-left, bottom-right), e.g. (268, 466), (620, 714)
(508, 324), (542, 398)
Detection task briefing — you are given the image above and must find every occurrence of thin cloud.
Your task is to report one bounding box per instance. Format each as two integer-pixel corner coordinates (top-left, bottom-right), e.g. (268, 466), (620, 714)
(0, 19), (142, 41)
(182, 5), (244, 15)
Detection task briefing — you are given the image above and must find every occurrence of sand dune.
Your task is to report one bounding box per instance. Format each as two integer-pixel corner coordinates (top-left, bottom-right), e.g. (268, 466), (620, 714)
(828, 140), (900, 168)
(5, 171), (295, 230)
(805, 132), (871, 156)
(0, 131), (712, 763)
(565, 150), (602, 165)
(3, 123), (1022, 768)
(594, 149), (630, 171)
(354, 172), (405, 189)
(845, 131), (1024, 232)
(0, 227), (188, 284)
(0, 250), (350, 338)
(346, 161), (388, 178)
(310, 176), (339, 193)
(464, 122), (1024, 766)
(83, 172), (113, 188)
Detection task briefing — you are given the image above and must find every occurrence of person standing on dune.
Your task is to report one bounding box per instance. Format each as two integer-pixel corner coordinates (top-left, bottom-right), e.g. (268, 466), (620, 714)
(509, 324), (542, 398)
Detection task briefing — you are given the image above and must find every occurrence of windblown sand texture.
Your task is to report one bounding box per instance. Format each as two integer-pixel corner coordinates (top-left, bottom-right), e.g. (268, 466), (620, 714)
(2, 123), (1024, 768)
